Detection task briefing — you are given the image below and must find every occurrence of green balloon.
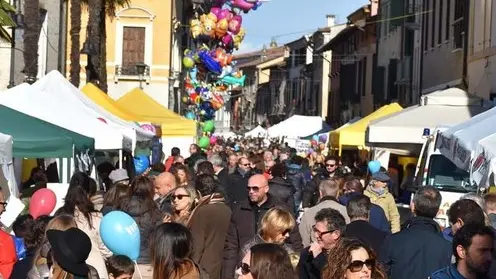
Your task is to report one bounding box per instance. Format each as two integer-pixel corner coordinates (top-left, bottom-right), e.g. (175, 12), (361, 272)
(202, 120), (215, 132)
(198, 136), (210, 149)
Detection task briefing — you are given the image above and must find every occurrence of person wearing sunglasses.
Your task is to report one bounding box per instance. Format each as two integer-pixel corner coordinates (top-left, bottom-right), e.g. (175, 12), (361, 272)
(301, 155), (342, 209)
(322, 238), (386, 279)
(168, 186), (197, 225)
(237, 243), (296, 279)
(298, 208), (346, 279)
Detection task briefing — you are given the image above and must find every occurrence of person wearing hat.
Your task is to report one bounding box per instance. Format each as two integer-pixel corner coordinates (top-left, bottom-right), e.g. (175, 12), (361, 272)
(109, 169), (130, 185)
(364, 172), (400, 233)
(46, 227), (99, 278)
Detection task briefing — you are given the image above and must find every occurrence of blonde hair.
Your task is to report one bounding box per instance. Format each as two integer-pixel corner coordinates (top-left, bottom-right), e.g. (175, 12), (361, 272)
(172, 186), (198, 225)
(259, 207), (295, 243)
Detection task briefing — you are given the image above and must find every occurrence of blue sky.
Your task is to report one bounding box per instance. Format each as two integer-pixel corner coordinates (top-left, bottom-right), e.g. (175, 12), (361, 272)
(236, 0), (369, 53)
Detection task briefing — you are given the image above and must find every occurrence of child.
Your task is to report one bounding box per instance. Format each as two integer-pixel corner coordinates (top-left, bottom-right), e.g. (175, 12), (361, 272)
(106, 255), (135, 279)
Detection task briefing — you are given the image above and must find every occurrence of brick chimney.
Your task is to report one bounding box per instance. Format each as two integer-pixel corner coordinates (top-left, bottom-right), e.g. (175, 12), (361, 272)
(326, 14), (336, 27)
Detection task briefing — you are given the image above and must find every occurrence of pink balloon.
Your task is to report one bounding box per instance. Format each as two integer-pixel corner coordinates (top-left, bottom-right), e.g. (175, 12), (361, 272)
(29, 188), (57, 219)
(210, 136), (217, 145)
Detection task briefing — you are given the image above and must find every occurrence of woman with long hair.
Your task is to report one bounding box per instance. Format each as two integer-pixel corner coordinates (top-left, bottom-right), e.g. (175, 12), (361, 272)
(322, 238), (386, 279)
(55, 172), (112, 278)
(151, 223), (204, 279)
(101, 183), (129, 216)
(170, 164), (193, 187)
(121, 176), (164, 279)
(236, 243), (296, 279)
(169, 186), (197, 225)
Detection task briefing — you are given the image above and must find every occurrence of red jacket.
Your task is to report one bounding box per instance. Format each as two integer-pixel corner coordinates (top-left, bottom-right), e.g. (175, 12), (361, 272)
(165, 156), (175, 171)
(0, 229), (16, 278)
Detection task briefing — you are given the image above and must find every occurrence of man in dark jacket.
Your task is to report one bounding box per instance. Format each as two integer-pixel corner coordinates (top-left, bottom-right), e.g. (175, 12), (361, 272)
(221, 174), (303, 279)
(210, 154), (229, 192)
(286, 156), (307, 211)
(380, 186), (452, 279)
(225, 157), (254, 207)
(268, 163), (295, 214)
(345, 194), (387, 254)
(302, 156), (341, 208)
(153, 172), (176, 215)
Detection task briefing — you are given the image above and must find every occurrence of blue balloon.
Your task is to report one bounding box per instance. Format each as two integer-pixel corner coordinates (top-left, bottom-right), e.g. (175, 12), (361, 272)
(368, 160), (381, 174)
(134, 155), (150, 174)
(100, 211), (141, 261)
(312, 135), (319, 141)
(185, 111), (195, 120)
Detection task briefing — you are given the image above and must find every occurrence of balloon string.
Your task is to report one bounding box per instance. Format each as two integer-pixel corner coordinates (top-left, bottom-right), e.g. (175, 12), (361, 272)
(134, 261), (143, 279)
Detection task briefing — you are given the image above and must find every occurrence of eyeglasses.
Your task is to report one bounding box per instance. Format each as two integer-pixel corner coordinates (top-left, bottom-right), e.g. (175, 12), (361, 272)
(348, 259), (375, 272)
(312, 225), (334, 238)
(238, 262), (251, 275)
(247, 185), (267, 192)
(0, 202), (7, 207)
(172, 194), (190, 200)
(240, 163), (250, 167)
(326, 164), (336, 167)
(282, 229), (291, 236)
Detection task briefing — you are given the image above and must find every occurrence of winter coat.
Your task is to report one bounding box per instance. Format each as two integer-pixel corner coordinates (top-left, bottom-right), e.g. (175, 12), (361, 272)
(429, 264), (468, 279)
(301, 168), (340, 208)
(122, 196), (164, 264)
(299, 197), (350, 247)
(345, 220), (387, 254)
(339, 192), (391, 233)
(225, 169), (254, 207)
(189, 193), (231, 279)
(0, 229), (16, 279)
(268, 177), (295, 214)
(286, 164), (306, 208)
(380, 216), (452, 279)
(221, 195), (303, 279)
(364, 186), (401, 233)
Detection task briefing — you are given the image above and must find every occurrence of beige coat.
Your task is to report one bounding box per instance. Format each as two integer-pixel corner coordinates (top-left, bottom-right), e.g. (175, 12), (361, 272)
(298, 198), (350, 247)
(74, 208), (113, 279)
(364, 187), (401, 233)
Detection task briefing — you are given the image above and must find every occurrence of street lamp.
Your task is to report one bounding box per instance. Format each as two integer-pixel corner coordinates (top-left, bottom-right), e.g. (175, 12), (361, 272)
(136, 62), (147, 89)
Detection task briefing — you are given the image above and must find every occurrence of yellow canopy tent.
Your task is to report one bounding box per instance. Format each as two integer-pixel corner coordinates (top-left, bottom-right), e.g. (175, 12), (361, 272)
(82, 84), (145, 122)
(330, 103), (403, 155)
(117, 88), (197, 137)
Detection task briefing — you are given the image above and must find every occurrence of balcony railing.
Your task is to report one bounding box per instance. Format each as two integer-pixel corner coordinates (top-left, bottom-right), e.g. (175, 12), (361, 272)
(114, 64), (151, 84)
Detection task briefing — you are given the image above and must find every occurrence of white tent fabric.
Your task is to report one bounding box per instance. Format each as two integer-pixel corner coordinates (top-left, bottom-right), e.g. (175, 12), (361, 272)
(33, 71), (154, 150)
(0, 133), (18, 198)
(268, 115), (326, 138)
(368, 88), (489, 145)
(437, 106), (496, 171)
(0, 83), (129, 151)
(245, 125), (267, 137)
(473, 134), (496, 185)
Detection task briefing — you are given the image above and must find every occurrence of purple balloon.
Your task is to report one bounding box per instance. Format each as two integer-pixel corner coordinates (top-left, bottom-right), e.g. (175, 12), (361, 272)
(319, 134), (328, 143)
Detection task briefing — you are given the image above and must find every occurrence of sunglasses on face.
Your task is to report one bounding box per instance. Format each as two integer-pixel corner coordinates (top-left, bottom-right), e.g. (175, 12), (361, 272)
(312, 225), (334, 238)
(247, 185), (262, 192)
(240, 163), (250, 167)
(238, 262), (250, 275)
(326, 164), (336, 167)
(348, 259), (375, 272)
(0, 202), (7, 207)
(172, 194), (190, 200)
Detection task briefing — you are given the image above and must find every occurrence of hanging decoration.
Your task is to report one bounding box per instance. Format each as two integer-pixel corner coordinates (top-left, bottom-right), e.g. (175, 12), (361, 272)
(182, 0), (268, 148)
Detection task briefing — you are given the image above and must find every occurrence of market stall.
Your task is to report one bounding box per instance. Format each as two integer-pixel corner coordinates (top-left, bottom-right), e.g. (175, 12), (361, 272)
(245, 125), (267, 138)
(0, 132), (17, 198)
(268, 115), (329, 138)
(330, 103), (403, 156)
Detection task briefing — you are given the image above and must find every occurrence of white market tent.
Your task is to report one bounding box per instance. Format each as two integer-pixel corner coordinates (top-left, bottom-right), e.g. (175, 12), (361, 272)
(268, 115), (329, 139)
(0, 132), (17, 198)
(245, 125), (267, 138)
(473, 134), (496, 185)
(437, 105), (496, 172)
(0, 84), (129, 151)
(33, 71), (154, 151)
(367, 88), (489, 154)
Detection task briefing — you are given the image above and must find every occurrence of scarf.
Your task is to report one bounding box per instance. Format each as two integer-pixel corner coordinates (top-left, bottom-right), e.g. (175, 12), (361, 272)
(187, 193), (225, 227)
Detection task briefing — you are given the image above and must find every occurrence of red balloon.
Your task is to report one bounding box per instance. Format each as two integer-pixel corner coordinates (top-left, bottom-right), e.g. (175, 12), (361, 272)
(29, 188), (57, 219)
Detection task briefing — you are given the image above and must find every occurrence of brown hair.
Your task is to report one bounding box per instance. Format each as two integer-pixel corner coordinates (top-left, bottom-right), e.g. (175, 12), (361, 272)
(259, 207), (295, 243)
(103, 183), (129, 209)
(322, 238), (386, 279)
(250, 243), (296, 279)
(106, 255), (135, 277)
(46, 214), (77, 231)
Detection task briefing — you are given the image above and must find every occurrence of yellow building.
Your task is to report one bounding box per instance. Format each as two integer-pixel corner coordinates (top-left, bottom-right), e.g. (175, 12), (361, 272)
(65, 0), (175, 108)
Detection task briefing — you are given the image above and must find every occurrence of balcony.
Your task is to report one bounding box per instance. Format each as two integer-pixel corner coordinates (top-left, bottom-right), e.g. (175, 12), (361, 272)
(114, 64), (150, 84)
(395, 56), (411, 86)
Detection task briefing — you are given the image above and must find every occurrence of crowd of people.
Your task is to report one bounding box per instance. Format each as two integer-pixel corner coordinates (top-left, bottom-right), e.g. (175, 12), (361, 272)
(0, 137), (495, 279)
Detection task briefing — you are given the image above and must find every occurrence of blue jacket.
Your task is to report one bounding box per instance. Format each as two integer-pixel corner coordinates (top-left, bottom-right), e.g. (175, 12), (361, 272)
(430, 264), (466, 279)
(339, 192), (391, 233)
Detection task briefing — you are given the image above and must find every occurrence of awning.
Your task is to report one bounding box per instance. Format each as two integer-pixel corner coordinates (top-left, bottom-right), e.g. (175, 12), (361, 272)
(0, 105), (94, 158)
(330, 103), (403, 155)
(117, 88), (197, 137)
(82, 84), (145, 122)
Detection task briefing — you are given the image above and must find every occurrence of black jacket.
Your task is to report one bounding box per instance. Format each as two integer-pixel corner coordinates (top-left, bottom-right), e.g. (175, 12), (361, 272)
(221, 194), (303, 279)
(302, 169), (335, 208)
(345, 220), (387, 254)
(269, 177), (295, 214)
(225, 169), (254, 207)
(286, 164), (306, 207)
(379, 216), (452, 279)
(297, 247), (328, 279)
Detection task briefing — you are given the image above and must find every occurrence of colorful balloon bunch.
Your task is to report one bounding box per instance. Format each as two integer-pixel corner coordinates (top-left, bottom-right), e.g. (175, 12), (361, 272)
(183, 0), (266, 148)
(306, 134), (328, 155)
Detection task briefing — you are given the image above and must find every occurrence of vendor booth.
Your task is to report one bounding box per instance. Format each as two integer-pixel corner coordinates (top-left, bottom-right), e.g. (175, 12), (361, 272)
(0, 133), (17, 198)
(245, 125), (267, 138)
(367, 88), (489, 155)
(330, 103), (403, 156)
(268, 115), (329, 138)
(117, 88), (197, 157)
(0, 104), (94, 183)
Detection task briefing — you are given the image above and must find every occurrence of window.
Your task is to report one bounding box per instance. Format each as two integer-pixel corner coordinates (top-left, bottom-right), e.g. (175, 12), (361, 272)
(427, 155), (472, 192)
(445, 0), (451, 40)
(122, 27), (146, 75)
(423, 0), (429, 50)
(452, 0), (465, 49)
(357, 60), (363, 97)
(438, 0), (443, 44)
